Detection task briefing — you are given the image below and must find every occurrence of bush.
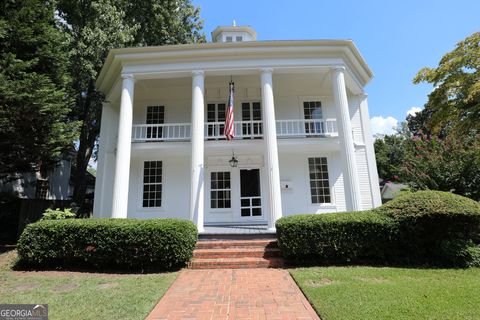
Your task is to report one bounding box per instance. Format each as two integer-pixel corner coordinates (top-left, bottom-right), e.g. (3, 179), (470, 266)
(276, 191), (480, 267)
(377, 190), (480, 265)
(276, 211), (398, 265)
(17, 218), (198, 271)
(41, 208), (76, 220)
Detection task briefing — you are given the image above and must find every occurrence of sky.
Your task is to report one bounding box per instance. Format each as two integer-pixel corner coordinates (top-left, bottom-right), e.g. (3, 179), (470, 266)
(192, 0), (479, 135)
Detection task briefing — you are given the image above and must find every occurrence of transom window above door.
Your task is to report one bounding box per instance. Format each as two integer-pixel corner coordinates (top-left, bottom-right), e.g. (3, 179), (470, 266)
(207, 103), (226, 140)
(303, 101), (324, 135)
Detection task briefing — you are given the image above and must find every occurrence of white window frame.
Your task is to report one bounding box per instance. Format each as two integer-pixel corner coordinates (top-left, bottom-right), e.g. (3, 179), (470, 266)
(209, 171), (232, 209)
(138, 160), (164, 210)
(304, 154), (336, 208)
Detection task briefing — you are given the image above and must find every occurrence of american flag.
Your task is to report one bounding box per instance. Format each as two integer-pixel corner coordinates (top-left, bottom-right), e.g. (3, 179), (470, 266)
(224, 81), (235, 140)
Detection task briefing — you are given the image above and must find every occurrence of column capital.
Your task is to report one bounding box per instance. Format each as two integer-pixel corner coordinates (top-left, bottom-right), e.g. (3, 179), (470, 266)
(192, 70), (204, 77)
(121, 73), (135, 81)
(260, 67), (273, 74)
(356, 92), (368, 100)
(331, 65), (346, 73)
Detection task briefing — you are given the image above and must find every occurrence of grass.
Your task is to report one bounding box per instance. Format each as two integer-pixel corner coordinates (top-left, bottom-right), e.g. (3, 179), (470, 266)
(290, 266), (480, 320)
(0, 248), (176, 320)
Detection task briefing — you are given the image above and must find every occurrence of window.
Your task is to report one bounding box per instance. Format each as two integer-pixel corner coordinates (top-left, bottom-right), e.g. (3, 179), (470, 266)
(35, 179), (49, 199)
(146, 106), (165, 139)
(226, 36), (233, 42)
(308, 157), (331, 203)
(142, 161), (162, 207)
(303, 101), (324, 135)
(241, 102), (262, 139)
(207, 103), (226, 140)
(210, 172), (231, 209)
(236, 36), (243, 42)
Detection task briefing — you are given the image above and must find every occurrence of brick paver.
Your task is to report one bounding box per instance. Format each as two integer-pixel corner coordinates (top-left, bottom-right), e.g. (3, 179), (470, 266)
(146, 269), (320, 320)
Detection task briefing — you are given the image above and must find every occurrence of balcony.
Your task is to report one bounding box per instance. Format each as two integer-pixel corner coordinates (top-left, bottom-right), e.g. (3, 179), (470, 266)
(131, 119), (337, 142)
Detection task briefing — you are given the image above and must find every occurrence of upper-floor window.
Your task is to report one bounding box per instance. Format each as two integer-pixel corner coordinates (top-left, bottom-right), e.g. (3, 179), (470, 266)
(207, 103), (226, 140)
(303, 101), (324, 135)
(308, 157), (331, 204)
(143, 161), (162, 207)
(236, 36), (243, 42)
(226, 36), (233, 42)
(242, 102), (262, 139)
(146, 106), (165, 139)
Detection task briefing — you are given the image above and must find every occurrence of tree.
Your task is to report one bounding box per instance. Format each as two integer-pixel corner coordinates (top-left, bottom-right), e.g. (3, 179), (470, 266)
(374, 134), (407, 182)
(56, 0), (204, 214)
(413, 32), (480, 135)
(0, 0), (77, 181)
(400, 134), (480, 201)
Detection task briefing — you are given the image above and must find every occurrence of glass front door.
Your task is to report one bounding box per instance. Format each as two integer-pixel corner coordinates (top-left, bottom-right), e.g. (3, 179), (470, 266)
(240, 169), (262, 218)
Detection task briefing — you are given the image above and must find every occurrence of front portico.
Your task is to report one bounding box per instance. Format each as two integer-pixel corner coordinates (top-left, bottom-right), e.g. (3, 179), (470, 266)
(93, 39), (381, 232)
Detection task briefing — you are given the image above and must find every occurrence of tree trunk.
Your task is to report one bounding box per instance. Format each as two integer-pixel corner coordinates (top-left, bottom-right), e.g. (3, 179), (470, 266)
(72, 80), (101, 217)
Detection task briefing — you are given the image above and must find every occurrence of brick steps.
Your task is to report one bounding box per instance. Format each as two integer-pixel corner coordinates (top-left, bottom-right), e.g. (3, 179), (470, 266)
(189, 257), (285, 269)
(189, 238), (284, 269)
(193, 247), (282, 259)
(195, 239), (277, 249)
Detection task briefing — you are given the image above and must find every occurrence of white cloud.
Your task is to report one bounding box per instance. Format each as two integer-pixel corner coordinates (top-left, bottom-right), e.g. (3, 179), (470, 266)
(370, 116), (399, 136)
(406, 106), (422, 117)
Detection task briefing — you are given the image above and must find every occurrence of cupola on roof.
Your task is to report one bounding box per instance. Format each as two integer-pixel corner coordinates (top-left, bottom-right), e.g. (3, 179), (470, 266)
(211, 21), (257, 43)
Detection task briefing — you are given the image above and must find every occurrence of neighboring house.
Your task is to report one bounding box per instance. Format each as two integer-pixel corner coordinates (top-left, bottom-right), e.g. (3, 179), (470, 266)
(0, 158), (95, 201)
(381, 182), (409, 203)
(0, 159), (73, 200)
(93, 25), (382, 232)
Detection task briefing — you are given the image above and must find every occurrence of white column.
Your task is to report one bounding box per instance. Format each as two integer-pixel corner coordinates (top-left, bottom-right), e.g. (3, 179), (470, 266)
(358, 94), (382, 207)
(331, 66), (362, 211)
(111, 74), (135, 218)
(190, 70), (205, 232)
(260, 68), (283, 230)
(93, 102), (113, 218)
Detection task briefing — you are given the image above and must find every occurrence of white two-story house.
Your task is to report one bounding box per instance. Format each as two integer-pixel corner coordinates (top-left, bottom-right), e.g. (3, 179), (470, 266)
(93, 25), (382, 232)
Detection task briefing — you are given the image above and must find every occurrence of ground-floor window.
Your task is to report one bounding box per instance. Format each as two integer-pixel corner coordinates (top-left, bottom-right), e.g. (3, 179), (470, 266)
(308, 157), (331, 203)
(210, 172), (231, 209)
(142, 161), (162, 207)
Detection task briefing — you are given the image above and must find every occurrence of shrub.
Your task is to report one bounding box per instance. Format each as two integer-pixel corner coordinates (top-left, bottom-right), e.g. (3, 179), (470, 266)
(41, 208), (76, 220)
(276, 210), (398, 265)
(276, 191), (480, 267)
(376, 190), (480, 266)
(17, 218), (197, 271)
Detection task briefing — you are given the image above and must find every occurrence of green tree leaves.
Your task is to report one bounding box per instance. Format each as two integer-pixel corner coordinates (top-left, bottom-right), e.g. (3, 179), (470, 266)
(0, 0), (78, 178)
(413, 32), (480, 135)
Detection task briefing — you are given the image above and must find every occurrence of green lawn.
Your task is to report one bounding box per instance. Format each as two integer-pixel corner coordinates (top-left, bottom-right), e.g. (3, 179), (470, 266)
(0, 249), (176, 320)
(290, 266), (480, 320)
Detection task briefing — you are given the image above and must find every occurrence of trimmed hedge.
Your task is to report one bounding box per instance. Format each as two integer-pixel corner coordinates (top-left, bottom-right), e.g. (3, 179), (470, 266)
(276, 191), (480, 267)
(17, 218), (198, 271)
(377, 191), (480, 266)
(276, 210), (397, 264)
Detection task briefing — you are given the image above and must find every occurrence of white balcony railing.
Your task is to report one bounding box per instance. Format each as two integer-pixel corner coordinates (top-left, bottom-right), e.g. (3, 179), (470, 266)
(132, 123), (191, 141)
(205, 120), (263, 140)
(131, 119), (337, 142)
(276, 119), (338, 137)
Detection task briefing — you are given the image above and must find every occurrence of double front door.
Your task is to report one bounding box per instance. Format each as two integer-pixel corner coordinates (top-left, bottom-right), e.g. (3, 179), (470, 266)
(207, 167), (263, 223)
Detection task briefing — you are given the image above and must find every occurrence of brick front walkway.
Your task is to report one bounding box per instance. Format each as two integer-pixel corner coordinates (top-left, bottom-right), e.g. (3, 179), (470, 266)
(146, 269), (320, 320)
